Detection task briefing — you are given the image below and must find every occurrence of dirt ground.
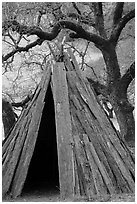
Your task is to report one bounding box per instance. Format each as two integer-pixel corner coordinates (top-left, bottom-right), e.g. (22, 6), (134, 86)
(3, 191), (135, 202)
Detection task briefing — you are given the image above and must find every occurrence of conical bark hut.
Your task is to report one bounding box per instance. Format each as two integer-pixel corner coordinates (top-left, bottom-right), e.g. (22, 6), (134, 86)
(2, 50), (135, 200)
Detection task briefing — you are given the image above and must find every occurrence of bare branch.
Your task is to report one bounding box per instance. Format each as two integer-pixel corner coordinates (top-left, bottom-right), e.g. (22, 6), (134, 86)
(37, 11), (43, 26)
(113, 2), (124, 25)
(3, 19), (109, 62)
(7, 20), (107, 46)
(83, 63), (98, 80)
(80, 41), (90, 70)
(2, 55), (15, 74)
(12, 65), (22, 84)
(92, 2), (107, 39)
(36, 9), (47, 26)
(72, 2), (81, 15)
(2, 38), (44, 62)
(119, 62), (135, 93)
(3, 38), (14, 47)
(110, 9), (135, 45)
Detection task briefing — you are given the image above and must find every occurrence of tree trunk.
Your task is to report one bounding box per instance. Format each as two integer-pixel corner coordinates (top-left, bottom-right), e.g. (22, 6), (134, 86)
(101, 45), (135, 147)
(109, 91), (135, 147)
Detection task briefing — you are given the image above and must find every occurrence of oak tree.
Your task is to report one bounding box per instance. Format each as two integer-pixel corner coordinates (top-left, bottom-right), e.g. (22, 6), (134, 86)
(2, 2), (135, 146)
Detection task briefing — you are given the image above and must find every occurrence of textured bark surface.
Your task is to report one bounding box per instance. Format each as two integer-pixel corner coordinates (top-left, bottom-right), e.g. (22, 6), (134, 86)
(52, 62), (75, 198)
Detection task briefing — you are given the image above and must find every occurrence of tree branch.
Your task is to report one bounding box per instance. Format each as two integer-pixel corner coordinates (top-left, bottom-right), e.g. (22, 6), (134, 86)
(2, 38), (44, 62)
(16, 20), (107, 45)
(3, 20), (109, 60)
(72, 2), (81, 15)
(92, 2), (107, 39)
(110, 9), (135, 45)
(119, 62), (135, 94)
(113, 2), (124, 25)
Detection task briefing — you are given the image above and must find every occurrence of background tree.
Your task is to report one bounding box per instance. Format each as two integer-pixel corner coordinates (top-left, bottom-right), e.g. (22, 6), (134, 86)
(2, 2), (135, 146)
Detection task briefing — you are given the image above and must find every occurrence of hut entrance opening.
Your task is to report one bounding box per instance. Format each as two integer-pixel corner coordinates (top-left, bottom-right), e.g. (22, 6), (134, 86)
(22, 84), (59, 194)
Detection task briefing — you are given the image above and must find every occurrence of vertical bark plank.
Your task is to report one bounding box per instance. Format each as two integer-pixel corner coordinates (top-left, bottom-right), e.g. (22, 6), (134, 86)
(2, 116), (31, 196)
(83, 134), (116, 194)
(11, 102), (45, 197)
(52, 62), (75, 199)
(83, 134), (108, 195)
(2, 65), (51, 198)
(67, 69), (134, 193)
(73, 150), (81, 196)
(67, 69), (134, 180)
(11, 67), (51, 198)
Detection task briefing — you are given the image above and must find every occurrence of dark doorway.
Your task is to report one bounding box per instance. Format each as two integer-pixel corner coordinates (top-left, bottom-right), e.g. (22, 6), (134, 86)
(22, 84), (59, 195)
